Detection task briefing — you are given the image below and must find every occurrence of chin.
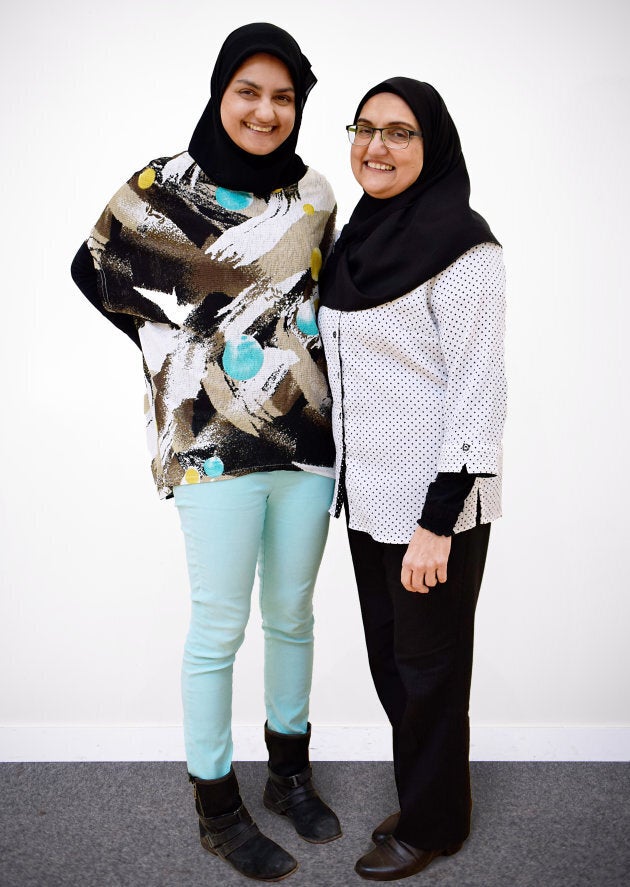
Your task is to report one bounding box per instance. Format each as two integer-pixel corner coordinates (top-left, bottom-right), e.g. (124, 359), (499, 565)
(361, 182), (396, 199)
(239, 133), (283, 155)
(245, 145), (276, 155)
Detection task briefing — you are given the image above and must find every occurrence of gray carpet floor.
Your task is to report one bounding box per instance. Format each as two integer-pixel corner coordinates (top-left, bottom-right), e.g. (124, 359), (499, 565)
(1, 762), (629, 886)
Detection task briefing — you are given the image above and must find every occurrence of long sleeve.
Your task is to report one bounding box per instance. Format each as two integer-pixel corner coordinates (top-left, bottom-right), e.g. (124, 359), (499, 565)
(418, 470), (477, 535)
(429, 243), (506, 475)
(70, 241), (141, 348)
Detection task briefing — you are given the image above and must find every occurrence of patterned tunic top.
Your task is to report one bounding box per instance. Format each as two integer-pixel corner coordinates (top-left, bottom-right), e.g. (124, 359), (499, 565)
(318, 243), (506, 544)
(87, 152), (336, 498)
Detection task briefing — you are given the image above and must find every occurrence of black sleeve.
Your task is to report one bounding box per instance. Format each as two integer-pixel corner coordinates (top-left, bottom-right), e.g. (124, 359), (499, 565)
(418, 467), (494, 536)
(70, 242), (142, 349)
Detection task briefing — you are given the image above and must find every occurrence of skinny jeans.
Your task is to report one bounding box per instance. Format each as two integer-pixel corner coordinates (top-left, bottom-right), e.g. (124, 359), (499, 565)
(174, 470), (334, 780)
(347, 522), (490, 849)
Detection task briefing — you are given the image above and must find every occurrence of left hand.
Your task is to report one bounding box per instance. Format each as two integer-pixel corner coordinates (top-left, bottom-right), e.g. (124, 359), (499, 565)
(401, 527), (451, 593)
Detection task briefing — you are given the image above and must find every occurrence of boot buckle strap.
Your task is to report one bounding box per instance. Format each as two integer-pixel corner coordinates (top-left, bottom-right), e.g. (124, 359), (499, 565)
(268, 765), (313, 788)
(201, 804), (250, 832)
(275, 784), (319, 812)
(212, 821), (259, 857)
(201, 819), (242, 849)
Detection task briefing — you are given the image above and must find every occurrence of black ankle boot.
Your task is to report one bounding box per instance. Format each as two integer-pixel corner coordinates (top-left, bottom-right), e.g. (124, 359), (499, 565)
(190, 768), (298, 882)
(263, 723), (342, 844)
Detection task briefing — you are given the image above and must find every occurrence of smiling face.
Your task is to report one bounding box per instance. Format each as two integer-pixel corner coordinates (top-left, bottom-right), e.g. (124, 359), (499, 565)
(350, 92), (424, 199)
(220, 53), (296, 155)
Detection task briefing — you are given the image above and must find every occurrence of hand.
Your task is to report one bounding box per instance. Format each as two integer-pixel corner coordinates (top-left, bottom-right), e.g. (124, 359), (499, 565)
(401, 527), (451, 593)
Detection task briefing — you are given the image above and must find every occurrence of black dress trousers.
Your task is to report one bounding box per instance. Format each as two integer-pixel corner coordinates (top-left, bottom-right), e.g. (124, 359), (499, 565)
(347, 522), (491, 849)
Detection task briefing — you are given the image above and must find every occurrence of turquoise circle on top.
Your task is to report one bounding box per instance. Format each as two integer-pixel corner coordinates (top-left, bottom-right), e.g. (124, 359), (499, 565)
(216, 187), (253, 211)
(222, 334), (265, 380)
(203, 456), (224, 478)
(296, 300), (319, 337)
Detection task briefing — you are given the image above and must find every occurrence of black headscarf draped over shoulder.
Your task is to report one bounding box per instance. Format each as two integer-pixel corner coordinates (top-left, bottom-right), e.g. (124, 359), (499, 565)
(189, 22), (316, 195)
(319, 78), (499, 310)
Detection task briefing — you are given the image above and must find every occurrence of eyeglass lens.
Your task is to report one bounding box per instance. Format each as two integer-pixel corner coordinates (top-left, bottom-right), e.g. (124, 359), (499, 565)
(349, 126), (413, 149)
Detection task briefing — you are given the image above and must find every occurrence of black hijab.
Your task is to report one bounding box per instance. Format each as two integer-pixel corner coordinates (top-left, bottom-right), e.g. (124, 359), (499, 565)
(189, 22), (316, 195)
(319, 78), (499, 310)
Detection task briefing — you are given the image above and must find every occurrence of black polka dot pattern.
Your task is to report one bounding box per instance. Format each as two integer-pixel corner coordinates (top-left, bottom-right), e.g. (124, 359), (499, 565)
(319, 243), (506, 543)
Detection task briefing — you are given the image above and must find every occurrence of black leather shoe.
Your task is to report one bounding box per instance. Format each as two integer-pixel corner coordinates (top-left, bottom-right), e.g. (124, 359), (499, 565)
(355, 835), (462, 881)
(371, 811), (400, 844)
(263, 765), (342, 843)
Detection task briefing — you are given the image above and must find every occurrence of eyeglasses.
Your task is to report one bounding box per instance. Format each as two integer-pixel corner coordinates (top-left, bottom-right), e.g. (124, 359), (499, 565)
(346, 124), (423, 150)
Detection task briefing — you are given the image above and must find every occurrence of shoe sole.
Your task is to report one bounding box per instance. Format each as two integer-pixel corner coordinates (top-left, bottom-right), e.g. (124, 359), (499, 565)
(355, 844), (463, 881)
(200, 835), (299, 882)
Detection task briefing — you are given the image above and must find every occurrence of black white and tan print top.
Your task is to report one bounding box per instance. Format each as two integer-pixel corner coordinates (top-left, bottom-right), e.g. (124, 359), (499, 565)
(318, 243), (506, 544)
(85, 152), (337, 498)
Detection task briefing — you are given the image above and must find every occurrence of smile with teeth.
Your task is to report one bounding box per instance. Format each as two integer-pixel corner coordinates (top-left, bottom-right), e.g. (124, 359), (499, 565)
(244, 122), (275, 133)
(365, 161), (394, 171)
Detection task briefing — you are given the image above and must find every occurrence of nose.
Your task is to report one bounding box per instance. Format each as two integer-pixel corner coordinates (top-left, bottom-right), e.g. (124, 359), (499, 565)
(254, 96), (276, 122)
(366, 131), (388, 155)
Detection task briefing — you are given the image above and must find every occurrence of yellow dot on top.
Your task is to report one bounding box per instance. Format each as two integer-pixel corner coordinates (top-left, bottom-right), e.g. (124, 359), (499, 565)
(184, 467), (200, 484)
(310, 247), (322, 281)
(303, 203), (315, 215)
(273, 188), (283, 194)
(138, 167), (156, 189)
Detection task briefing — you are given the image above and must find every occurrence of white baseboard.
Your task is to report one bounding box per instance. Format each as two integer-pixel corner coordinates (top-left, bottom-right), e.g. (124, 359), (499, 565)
(1, 725), (629, 763)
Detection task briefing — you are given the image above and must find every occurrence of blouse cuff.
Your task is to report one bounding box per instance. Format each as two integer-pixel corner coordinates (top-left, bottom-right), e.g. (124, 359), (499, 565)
(437, 442), (500, 475)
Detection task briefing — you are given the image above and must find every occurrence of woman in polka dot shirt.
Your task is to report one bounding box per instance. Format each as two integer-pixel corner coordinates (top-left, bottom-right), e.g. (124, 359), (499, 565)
(319, 78), (506, 881)
(71, 23), (341, 883)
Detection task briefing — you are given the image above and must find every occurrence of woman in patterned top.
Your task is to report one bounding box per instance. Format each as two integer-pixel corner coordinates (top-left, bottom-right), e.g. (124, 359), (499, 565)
(318, 78), (506, 881)
(71, 23), (340, 883)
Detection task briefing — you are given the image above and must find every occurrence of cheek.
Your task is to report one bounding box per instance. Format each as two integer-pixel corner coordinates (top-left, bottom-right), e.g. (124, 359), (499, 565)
(402, 151), (424, 188)
(219, 100), (235, 131)
(350, 148), (363, 181)
(411, 144), (424, 177)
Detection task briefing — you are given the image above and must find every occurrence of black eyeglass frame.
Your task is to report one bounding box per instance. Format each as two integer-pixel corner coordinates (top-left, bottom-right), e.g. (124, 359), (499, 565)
(346, 124), (423, 149)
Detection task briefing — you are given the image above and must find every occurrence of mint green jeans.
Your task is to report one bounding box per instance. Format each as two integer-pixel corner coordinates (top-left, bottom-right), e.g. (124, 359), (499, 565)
(174, 470), (334, 779)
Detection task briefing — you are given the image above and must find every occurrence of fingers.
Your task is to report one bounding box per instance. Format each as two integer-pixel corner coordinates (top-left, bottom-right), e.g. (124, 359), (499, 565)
(401, 528), (451, 594)
(400, 567), (446, 593)
(401, 567), (433, 594)
(401, 565), (422, 593)
(423, 571), (440, 588)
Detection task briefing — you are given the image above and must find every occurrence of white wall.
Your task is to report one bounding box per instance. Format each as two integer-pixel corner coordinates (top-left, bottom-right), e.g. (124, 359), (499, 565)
(1, 0), (629, 761)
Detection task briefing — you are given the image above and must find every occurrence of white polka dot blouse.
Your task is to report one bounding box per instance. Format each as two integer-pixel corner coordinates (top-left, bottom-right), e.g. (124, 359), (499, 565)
(318, 242), (507, 544)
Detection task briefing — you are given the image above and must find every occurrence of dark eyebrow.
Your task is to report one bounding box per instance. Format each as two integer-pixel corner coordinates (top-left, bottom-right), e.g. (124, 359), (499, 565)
(235, 78), (295, 93)
(356, 116), (418, 129)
